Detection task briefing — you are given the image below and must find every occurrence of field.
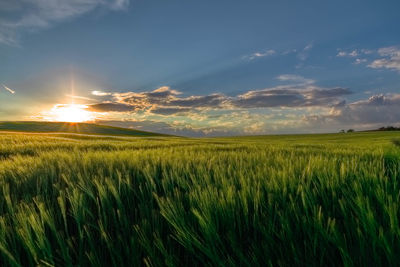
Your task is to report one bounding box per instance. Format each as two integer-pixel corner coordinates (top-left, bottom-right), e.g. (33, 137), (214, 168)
(0, 131), (400, 266)
(0, 122), (165, 137)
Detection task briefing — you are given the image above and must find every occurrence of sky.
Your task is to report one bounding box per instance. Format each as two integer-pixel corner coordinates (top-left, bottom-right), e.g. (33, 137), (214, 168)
(0, 0), (400, 136)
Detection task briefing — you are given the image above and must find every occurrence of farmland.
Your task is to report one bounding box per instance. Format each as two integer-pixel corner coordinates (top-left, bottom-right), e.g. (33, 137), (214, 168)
(0, 131), (399, 266)
(0, 122), (165, 137)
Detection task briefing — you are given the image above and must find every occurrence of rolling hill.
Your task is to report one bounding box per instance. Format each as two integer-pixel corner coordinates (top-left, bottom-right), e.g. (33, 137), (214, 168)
(0, 121), (166, 136)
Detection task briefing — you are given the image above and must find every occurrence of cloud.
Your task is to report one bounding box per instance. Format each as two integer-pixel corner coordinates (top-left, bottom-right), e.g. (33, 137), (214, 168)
(368, 46), (400, 72)
(243, 49), (276, 60)
(354, 58), (367, 65)
(233, 86), (351, 108)
(97, 119), (226, 137)
(168, 94), (228, 108)
(95, 109), (285, 137)
(115, 86), (183, 108)
(2, 84), (15, 94)
(331, 94), (400, 124)
(110, 87), (229, 113)
(303, 94), (400, 130)
(337, 50), (359, 57)
(303, 43), (313, 51)
(336, 48), (376, 59)
(244, 44), (312, 63)
(0, 0), (130, 45)
(276, 74), (315, 84)
(92, 90), (112, 96)
(149, 107), (192, 115)
(90, 81), (352, 115)
(361, 49), (373, 55)
(89, 89), (398, 136)
(87, 102), (133, 112)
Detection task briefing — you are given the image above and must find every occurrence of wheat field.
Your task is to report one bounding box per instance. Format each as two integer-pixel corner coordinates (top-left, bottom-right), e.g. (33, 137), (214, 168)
(0, 132), (399, 266)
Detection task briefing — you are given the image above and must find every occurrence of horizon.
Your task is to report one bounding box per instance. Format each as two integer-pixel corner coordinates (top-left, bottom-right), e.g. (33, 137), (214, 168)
(0, 120), (397, 138)
(1, 0), (400, 136)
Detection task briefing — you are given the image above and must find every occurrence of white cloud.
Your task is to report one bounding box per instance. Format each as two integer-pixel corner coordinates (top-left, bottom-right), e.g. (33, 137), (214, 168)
(244, 49), (276, 60)
(304, 43), (313, 51)
(92, 90), (112, 96)
(0, 0), (130, 45)
(354, 58), (367, 65)
(276, 74), (315, 84)
(349, 50), (358, 57)
(361, 49), (373, 55)
(337, 49), (359, 57)
(245, 43), (313, 62)
(2, 84), (15, 94)
(368, 46), (400, 72)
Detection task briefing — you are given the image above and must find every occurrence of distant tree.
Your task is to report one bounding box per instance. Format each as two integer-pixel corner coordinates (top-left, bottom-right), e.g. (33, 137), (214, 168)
(347, 129), (355, 133)
(377, 126), (400, 131)
(339, 129), (345, 133)
(385, 126), (398, 131)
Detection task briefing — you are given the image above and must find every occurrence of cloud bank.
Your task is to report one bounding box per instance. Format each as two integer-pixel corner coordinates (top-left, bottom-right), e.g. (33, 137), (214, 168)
(88, 81), (352, 116)
(303, 94), (400, 131)
(78, 76), (400, 136)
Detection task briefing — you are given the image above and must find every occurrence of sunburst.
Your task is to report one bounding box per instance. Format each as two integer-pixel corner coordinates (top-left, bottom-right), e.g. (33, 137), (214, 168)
(51, 104), (94, 122)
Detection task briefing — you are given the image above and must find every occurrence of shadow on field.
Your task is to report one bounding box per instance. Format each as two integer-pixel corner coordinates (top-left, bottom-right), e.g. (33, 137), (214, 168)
(393, 139), (400, 147)
(384, 140), (400, 179)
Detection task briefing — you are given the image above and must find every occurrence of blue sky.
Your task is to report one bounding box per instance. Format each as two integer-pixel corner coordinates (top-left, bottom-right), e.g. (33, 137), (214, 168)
(1, 0), (400, 136)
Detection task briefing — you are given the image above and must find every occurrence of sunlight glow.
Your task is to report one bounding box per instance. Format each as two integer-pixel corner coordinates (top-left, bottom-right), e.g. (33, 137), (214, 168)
(50, 104), (94, 122)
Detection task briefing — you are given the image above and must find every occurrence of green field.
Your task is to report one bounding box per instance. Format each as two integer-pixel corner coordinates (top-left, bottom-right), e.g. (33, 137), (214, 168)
(0, 121), (166, 137)
(0, 131), (400, 266)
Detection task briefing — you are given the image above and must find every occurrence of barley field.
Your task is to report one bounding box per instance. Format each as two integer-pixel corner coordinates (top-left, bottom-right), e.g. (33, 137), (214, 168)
(0, 131), (399, 266)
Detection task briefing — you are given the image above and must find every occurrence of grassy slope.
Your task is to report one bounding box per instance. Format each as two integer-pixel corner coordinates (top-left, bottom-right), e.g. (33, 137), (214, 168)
(0, 132), (399, 266)
(0, 121), (166, 137)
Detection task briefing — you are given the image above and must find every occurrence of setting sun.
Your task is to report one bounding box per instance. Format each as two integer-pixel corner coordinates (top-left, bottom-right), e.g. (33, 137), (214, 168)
(50, 104), (94, 122)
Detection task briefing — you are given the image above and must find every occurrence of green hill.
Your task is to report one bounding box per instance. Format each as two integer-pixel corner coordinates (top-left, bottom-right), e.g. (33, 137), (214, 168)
(0, 121), (166, 136)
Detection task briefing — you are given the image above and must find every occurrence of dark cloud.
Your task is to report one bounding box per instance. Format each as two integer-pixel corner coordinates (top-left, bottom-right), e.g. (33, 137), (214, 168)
(94, 94), (400, 136)
(303, 94), (400, 129)
(234, 93), (302, 108)
(117, 86), (181, 107)
(87, 103), (134, 112)
(233, 87), (352, 108)
(96, 85), (352, 113)
(308, 88), (352, 99)
(330, 94), (400, 125)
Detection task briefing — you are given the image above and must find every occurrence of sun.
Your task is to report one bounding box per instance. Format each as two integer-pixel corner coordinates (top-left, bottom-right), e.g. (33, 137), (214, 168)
(51, 104), (94, 122)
